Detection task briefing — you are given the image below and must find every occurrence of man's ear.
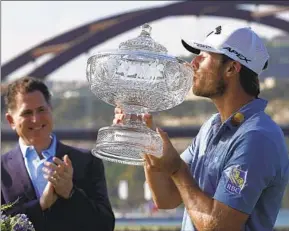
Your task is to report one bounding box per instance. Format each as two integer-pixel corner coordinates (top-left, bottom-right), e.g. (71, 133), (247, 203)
(228, 61), (241, 74)
(6, 112), (16, 130)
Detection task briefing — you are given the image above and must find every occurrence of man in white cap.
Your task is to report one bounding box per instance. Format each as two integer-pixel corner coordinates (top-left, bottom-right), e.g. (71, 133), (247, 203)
(114, 24), (289, 230)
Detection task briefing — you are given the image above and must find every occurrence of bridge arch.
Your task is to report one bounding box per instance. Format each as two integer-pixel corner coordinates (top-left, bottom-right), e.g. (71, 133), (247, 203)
(2, 1), (289, 81)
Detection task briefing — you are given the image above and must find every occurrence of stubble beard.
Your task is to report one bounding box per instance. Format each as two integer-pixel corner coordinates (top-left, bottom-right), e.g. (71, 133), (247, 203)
(193, 76), (227, 99)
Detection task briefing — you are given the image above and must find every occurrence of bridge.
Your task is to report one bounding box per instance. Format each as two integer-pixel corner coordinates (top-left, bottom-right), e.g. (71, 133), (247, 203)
(1, 1), (289, 142)
(2, 1), (289, 81)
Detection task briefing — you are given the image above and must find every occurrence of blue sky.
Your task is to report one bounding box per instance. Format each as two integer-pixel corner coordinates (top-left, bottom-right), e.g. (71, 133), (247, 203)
(2, 1), (288, 82)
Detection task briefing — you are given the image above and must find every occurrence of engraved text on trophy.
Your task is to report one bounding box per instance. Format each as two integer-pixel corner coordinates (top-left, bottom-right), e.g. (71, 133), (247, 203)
(116, 60), (165, 81)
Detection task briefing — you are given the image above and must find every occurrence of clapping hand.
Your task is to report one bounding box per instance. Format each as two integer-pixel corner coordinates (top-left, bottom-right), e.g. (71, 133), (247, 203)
(42, 155), (74, 199)
(39, 182), (58, 211)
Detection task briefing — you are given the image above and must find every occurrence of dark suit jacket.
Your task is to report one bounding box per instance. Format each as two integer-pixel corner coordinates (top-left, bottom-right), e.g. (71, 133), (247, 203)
(1, 141), (115, 231)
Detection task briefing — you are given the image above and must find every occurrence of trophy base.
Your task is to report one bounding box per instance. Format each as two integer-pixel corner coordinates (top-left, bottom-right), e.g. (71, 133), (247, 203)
(92, 125), (163, 166)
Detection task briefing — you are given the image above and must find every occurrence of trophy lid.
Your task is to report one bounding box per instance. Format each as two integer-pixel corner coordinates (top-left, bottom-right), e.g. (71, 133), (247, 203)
(118, 23), (168, 54)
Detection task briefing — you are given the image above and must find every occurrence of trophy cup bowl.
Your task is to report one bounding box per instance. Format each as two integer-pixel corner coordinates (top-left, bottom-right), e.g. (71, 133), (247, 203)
(86, 24), (193, 165)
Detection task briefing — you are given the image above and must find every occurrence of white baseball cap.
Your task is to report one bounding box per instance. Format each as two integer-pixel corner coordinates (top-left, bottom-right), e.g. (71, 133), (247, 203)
(181, 24), (269, 75)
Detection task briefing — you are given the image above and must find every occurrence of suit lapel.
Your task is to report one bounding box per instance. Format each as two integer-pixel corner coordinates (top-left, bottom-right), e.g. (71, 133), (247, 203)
(54, 141), (82, 181)
(55, 141), (68, 160)
(5, 145), (36, 202)
(3, 141), (72, 204)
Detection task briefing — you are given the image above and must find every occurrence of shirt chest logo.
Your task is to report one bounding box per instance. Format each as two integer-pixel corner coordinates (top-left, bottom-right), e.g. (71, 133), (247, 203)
(226, 167), (247, 194)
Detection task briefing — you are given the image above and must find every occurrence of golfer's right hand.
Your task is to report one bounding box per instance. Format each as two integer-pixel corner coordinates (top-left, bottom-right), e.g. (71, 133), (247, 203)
(113, 107), (154, 129)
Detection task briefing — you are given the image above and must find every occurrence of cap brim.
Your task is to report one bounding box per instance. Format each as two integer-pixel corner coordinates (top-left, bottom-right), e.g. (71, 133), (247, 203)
(181, 39), (222, 55)
(181, 39), (200, 54)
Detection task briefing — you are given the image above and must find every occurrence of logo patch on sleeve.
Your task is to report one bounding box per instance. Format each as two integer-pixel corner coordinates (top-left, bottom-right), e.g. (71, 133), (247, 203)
(225, 167), (247, 194)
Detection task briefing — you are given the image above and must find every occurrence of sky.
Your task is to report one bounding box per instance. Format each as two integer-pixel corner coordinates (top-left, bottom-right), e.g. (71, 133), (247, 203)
(1, 1), (289, 82)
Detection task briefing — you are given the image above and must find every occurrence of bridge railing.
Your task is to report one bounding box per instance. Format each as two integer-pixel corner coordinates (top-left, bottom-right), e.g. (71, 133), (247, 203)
(1, 126), (289, 141)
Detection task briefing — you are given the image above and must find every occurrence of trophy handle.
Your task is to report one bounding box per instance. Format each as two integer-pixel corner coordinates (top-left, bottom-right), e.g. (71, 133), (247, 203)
(140, 23), (152, 36)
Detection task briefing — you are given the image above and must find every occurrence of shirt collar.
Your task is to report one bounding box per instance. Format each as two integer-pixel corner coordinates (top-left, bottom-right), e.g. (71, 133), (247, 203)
(19, 133), (57, 159)
(213, 98), (268, 131)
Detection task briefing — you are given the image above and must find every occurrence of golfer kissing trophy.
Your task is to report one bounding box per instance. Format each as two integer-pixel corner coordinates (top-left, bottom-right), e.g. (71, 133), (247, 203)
(86, 23), (193, 166)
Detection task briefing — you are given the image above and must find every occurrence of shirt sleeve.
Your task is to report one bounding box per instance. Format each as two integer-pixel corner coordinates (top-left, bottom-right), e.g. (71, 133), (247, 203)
(181, 114), (218, 166)
(181, 136), (197, 166)
(213, 131), (277, 214)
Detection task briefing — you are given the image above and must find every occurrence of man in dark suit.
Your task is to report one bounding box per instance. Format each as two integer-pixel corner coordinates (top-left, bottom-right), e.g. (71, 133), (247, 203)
(1, 76), (115, 231)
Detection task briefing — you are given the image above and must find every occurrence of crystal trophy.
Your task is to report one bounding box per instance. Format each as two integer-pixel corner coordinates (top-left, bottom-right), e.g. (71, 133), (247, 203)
(86, 23), (193, 165)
